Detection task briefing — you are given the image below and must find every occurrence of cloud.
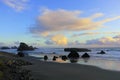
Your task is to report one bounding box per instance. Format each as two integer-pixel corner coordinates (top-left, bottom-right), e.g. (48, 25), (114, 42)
(14, 41), (20, 45)
(68, 40), (83, 45)
(44, 34), (68, 45)
(30, 8), (120, 36)
(72, 32), (120, 37)
(2, 0), (29, 11)
(0, 42), (5, 46)
(45, 40), (54, 45)
(86, 35), (120, 45)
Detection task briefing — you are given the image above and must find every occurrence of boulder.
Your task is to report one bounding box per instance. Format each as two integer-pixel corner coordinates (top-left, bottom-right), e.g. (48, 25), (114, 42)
(60, 55), (68, 61)
(17, 42), (34, 51)
(44, 55), (48, 61)
(53, 56), (58, 61)
(81, 53), (90, 58)
(97, 50), (106, 54)
(68, 50), (79, 59)
(17, 52), (24, 57)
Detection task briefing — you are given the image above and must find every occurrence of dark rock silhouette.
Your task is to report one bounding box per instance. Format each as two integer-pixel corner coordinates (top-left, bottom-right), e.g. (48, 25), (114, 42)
(17, 52), (24, 57)
(83, 58), (89, 63)
(81, 53), (90, 58)
(60, 55), (68, 61)
(11, 46), (17, 49)
(68, 50), (79, 59)
(68, 50), (79, 63)
(97, 50), (106, 54)
(17, 42), (34, 51)
(44, 55), (48, 61)
(69, 59), (78, 63)
(53, 56), (58, 61)
(1, 46), (10, 49)
(64, 48), (91, 52)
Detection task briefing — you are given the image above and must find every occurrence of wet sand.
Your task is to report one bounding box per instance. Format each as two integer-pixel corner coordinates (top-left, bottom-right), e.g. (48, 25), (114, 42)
(22, 56), (120, 80)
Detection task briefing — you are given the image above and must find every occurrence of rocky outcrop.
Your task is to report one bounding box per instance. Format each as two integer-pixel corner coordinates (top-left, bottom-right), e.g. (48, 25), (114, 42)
(17, 42), (34, 51)
(60, 55), (68, 61)
(44, 55), (48, 61)
(11, 46), (17, 49)
(1, 46), (10, 49)
(81, 53), (90, 58)
(64, 48), (91, 52)
(97, 50), (106, 54)
(68, 50), (79, 59)
(53, 56), (58, 61)
(67, 50), (79, 63)
(17, 52), (25, 57)
(0, 55), (33, 80)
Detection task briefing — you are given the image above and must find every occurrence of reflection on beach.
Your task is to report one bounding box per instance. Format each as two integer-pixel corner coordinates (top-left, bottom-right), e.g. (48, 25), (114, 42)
(69, 58), (79, 63)
(37, 53), (120, 71)
(83, 58), (89, 63)
(44, 57), (120, 71)
(77, 58), (120, 71)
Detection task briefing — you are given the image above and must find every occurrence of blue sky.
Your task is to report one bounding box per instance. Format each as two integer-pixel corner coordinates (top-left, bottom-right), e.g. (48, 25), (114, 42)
(0, 0), (120, 47)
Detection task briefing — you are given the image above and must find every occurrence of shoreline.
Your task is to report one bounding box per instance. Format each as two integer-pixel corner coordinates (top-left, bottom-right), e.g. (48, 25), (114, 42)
(22, 55), (120, 80)
(1, 51), (120, 80)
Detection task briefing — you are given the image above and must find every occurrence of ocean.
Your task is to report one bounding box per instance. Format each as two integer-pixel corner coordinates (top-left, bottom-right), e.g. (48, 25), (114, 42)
(1, 47), (120, 71)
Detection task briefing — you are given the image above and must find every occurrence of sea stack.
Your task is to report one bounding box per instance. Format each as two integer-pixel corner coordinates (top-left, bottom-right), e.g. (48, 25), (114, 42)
(81, 53), (90, 58)
(68, 50), (79, 63)
(17, 42), (34, 51)
(97, 50), (106, 54)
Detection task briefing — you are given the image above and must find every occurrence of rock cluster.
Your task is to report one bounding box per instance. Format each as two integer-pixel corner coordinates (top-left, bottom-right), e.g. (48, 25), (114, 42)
(97, 50), (106, 54)
(81, 53), (90, 58)
(0, 58), (33, 80)
(17, 42), (34, 51)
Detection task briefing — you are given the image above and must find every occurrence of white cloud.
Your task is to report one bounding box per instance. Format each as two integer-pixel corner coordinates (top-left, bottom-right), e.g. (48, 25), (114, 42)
(44, 34), (68, 45)
(30, 8), (120, 36)
(2, 0), (29, 11)
(72, 32), (120, 37)
(86, 35), (120, 45)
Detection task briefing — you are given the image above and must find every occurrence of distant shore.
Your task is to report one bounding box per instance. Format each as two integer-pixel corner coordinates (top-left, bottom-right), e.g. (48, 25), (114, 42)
(1, 51), (120, 80)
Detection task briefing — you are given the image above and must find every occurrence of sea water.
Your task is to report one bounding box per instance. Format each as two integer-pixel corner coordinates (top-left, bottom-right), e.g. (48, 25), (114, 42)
(0, 47), (120, 71)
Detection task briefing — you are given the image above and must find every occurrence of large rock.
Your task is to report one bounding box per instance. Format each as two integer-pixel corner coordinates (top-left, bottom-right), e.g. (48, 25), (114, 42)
(97, 50), (106, 54)
(60, 55), (68, 61)
(44, 55), (48, 61)
(68, 50), (80, 63)
(17, 42), (34, 51)
(68, 50), (79, 59)
(52, 56), (58, 61)
(81, 53), (90, 58)
(17, 52), (24, 57)
(64, 48), (91, 52)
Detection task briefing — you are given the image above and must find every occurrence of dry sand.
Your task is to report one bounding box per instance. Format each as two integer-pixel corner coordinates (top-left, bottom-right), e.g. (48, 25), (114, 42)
(22, 56), (120, 80)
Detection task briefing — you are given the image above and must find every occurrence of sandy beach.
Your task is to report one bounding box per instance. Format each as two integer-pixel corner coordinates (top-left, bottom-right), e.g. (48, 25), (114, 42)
(1, 51), (120, 80)
(22, 56), (120, 80)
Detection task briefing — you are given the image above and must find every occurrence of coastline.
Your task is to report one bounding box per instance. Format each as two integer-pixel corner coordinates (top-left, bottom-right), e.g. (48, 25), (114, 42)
(22, 55), (120, 80)
(1, 51), (120, 80)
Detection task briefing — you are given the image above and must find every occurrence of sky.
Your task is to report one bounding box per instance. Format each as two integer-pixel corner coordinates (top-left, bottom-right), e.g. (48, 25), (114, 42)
(0, 0), (120, 48)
